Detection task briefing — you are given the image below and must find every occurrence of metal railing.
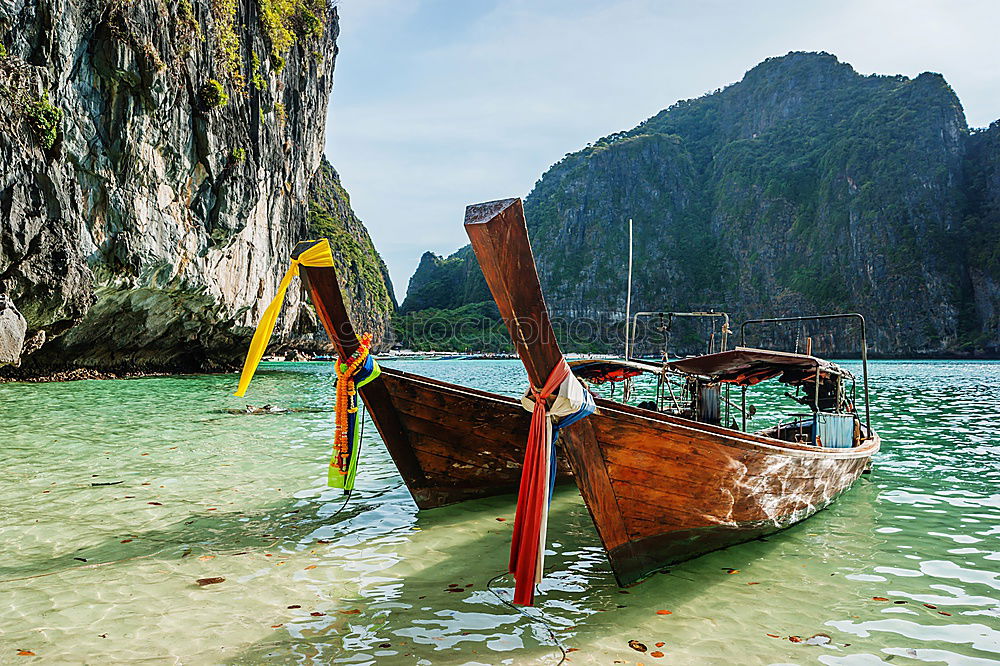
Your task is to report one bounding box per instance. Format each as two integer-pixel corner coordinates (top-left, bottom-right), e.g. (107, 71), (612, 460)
(628, 311), (731, 361)
(739, 313), (870, 435)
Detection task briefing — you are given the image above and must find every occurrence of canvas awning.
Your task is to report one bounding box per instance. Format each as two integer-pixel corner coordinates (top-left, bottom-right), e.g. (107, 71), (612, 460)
(665, 347), (852, 387)
(568, 358), (663, 384)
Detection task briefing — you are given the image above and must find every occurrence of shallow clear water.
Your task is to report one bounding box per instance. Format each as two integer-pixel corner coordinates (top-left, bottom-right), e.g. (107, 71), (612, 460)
(2, 360), (998, 664)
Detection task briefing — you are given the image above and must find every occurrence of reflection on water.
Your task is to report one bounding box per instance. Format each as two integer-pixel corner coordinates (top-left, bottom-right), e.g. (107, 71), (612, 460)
(1, 360), (998, 664)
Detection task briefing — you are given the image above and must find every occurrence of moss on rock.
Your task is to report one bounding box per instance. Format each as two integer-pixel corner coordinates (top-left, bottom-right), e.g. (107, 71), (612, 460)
(198, 79), (228, 108)
(25, 94), (62, 150)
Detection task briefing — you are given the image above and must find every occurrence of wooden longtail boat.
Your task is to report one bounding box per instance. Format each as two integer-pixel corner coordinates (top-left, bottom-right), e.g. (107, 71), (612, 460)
(463, 198), (881, 587)
(291, 241), (573, 510)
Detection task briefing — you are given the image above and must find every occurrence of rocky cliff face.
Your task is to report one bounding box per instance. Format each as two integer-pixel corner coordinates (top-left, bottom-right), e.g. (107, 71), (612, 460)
(399, 246), (489, 314)
(302, 156), (396, 345)
(402, 52), (1000, 356)
(0, 0), (394, 373)
(0, 295), (27, 364)
(964, 121), (1000, 350)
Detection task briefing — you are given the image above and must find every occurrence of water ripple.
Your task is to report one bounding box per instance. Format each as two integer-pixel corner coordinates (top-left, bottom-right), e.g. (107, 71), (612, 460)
(1, 360), (998, 663)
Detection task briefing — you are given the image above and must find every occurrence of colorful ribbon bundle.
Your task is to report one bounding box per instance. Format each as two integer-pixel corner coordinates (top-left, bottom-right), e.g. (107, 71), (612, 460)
(330, 334), (380, 491)
(510, 359), (595, 606)
(233, 239), (379, 491)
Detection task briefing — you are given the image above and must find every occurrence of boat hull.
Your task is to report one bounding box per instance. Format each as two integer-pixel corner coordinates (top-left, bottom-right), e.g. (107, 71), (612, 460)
(298, 243), (879, 587)
(371, 364), (879, 585)
(461, 197), (881, 587)
(586, 399), (879, 584)
(377, 368), (573, 508)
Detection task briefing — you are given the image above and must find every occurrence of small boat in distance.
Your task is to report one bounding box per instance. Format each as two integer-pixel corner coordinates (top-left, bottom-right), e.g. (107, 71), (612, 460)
(463, 197), (880, 591)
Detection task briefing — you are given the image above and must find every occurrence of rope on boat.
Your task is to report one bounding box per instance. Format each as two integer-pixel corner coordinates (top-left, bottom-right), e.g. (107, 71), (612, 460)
(487, 572), (567, 666)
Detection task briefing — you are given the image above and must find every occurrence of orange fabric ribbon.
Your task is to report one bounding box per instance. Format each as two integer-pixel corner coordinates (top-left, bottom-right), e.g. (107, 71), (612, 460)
(333, 333), (372, 478)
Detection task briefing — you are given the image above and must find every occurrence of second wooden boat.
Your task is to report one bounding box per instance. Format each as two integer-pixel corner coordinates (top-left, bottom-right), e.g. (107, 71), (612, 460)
(463, 197), (880, 591)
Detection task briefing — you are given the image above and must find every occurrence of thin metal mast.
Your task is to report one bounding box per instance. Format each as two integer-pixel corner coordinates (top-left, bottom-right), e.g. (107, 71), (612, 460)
(624, 218), (633, 360)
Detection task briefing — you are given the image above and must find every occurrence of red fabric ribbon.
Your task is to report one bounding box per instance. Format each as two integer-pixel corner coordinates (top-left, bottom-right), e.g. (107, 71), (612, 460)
(509, 359), (571, 606)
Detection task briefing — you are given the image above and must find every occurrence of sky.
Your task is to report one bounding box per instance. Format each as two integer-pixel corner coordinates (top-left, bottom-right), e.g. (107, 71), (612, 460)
(324, 0), (1000, 302)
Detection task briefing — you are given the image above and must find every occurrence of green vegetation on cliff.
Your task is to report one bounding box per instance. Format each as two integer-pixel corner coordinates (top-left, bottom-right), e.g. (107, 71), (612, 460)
(965, 122), (1000, 280)
(395, 246), (497, 350)
(393, 301), (508, 352)
(24, 93), (62, 150)
(308, 157), (396, 344)
(398, 246), (490, 314)
(258, 0), (326, 70)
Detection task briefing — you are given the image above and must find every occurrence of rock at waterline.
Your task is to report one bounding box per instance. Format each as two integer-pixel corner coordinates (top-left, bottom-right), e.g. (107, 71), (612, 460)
(227, 405), (289, 415)
(0, 295), (27, 366)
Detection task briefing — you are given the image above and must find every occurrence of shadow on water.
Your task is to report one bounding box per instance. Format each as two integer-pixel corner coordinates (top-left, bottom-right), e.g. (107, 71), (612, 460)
(0, 482), (393, 582)
(220, 473), (843, 665)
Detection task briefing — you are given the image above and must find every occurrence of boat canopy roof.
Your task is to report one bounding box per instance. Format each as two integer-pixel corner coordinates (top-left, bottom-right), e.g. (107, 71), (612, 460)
(569, 358), (663, 384)
(665, 347), (853, 386)
(569, 348), (852, 388)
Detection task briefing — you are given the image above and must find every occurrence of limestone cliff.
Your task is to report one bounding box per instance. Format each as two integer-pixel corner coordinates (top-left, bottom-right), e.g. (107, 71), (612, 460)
(399, 246), (489, 315)
(401, 52), (1000, 356)
(964, 121), (1000, 350)
(303, 157), (396, 344)
(0, 0), (394, 373)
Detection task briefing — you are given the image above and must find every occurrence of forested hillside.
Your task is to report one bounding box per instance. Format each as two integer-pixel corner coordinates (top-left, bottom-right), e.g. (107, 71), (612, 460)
(398, 52), (1000, 356)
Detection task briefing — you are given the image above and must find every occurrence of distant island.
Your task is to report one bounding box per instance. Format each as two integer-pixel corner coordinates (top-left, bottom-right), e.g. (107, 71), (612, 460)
(397, 52), (1000, 358)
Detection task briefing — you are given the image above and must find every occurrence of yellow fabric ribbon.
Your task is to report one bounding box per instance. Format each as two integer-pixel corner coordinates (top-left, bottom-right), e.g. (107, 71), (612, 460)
(234, 240), (335, 397)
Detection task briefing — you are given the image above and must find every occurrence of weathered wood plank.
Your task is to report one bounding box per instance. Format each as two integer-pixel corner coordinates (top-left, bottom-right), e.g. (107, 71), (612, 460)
(465, 199), (633, 561)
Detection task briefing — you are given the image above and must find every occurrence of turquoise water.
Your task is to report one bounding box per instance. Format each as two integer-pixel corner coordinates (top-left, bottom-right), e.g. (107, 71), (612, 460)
(2, 360), (998, 664)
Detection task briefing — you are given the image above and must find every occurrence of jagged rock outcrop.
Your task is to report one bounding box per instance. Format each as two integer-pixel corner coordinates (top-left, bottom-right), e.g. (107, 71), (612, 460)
(401, 52), (1000, 356)
(399, 246), (489, 314)
(0, 0), (394, 373)
(0, 294), (27, 364)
